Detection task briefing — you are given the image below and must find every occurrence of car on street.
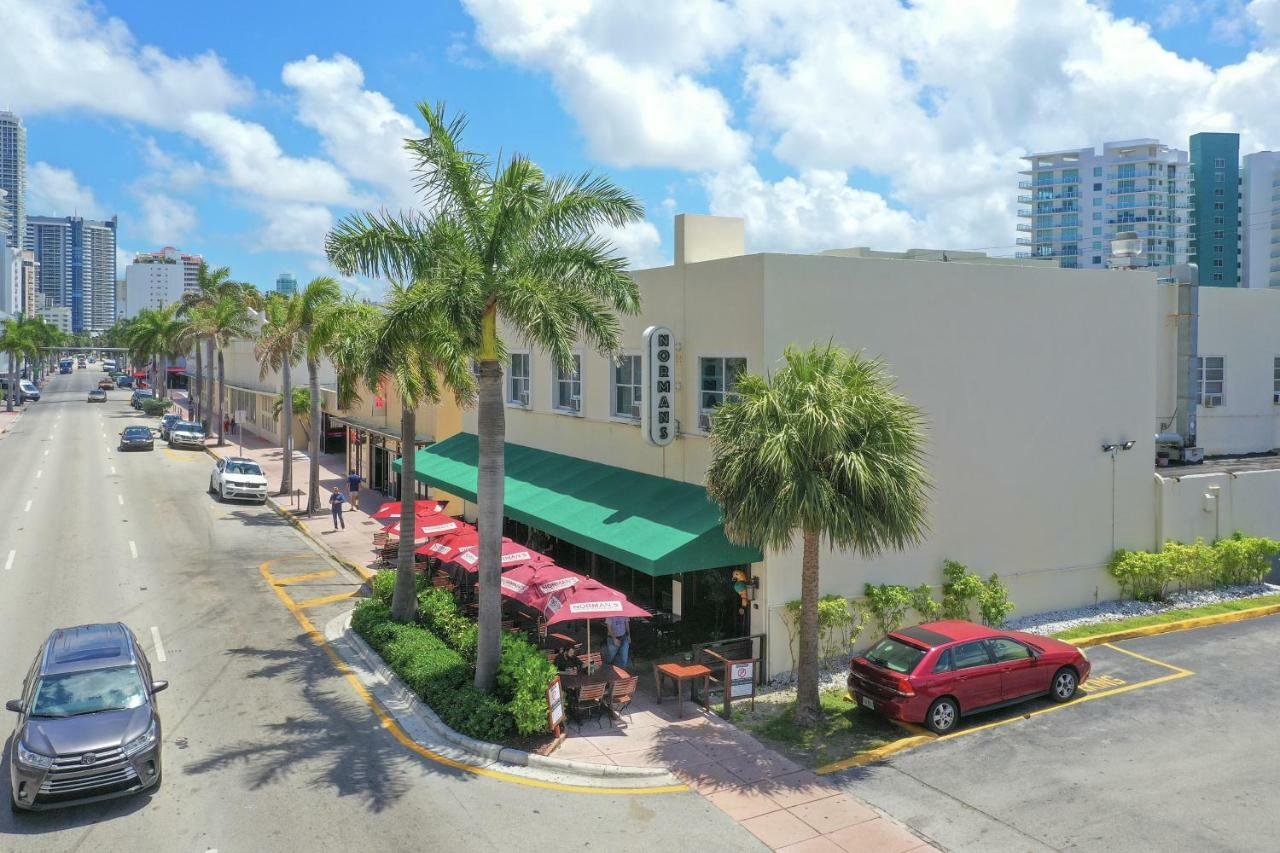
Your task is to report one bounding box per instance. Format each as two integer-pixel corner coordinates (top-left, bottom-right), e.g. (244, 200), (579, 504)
(848, 620), (1091, 734)
(6, 622), (166, 812)
(87, 389), (107, 403)
(130, 390), (154, 409)
(209, 457), (269, 503)
(119, 426), (155, 451)
(98, 378), (115, 390)
(0, 379), (41, 402)
(116, 375), (134, 389)
(167, 421), (206, 449)
(158, 414), (182, 440)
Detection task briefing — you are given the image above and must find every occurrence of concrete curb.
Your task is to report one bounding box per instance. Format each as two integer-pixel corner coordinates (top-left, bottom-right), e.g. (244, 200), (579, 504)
(325, 609), (681, 788)
(1063, 600), (1280, 648)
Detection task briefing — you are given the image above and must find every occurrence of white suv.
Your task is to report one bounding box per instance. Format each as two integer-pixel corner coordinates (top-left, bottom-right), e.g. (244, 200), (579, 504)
(209, 458), (269, 504)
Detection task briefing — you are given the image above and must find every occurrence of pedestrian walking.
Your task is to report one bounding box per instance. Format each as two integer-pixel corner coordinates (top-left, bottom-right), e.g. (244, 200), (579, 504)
(604, 615), (631, 670)
(329, 486), (347, 529)
(346, 470), (364, 509)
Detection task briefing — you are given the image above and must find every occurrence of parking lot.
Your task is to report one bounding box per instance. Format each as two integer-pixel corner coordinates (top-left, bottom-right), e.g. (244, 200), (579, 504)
(832, 615), (1280, 853)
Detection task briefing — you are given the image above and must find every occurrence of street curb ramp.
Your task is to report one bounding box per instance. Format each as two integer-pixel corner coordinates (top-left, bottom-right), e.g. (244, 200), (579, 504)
(324, 610), (681, 789)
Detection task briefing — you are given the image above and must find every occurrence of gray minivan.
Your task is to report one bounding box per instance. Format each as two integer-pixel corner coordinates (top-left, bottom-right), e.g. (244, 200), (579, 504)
(7, 623), (166, 811)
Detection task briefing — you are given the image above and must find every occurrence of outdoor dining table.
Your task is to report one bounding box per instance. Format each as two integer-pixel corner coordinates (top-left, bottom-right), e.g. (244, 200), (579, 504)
(653, 662), (712, 718)
(558, 664), (629, 693)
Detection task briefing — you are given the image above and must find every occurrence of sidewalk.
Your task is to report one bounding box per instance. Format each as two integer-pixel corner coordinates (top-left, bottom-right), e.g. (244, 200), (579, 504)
(189, 392), (936, 852)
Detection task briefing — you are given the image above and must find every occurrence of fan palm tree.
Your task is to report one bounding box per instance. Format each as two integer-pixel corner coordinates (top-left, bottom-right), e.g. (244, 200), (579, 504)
(179, 263), (259, 426)
(273, 387), (311, 438)
(327, 286), (474, 622)
(286, 277), (342, 514)
(190, 296), (257, 447)
(127, 305), (190, 400)
(0, 317), (38, 412)
(255, 293), (304, 495)
(326, 102), (644, 691)
(705, 343), (931, 727)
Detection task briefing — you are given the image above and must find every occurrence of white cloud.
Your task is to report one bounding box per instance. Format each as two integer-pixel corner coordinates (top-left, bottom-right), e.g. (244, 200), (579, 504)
(0, 0), (249, 127)
(139, 194), (196, 245)
(599, 220), (666, 269)
(251, 203), (334, 255)
(281, 54), (423, 211)
(27, 162), (100, 216)
(140, 138), (207, 192)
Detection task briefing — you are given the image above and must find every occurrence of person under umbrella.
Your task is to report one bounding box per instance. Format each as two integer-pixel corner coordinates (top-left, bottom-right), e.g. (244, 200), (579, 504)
(540, 579), (648, 672)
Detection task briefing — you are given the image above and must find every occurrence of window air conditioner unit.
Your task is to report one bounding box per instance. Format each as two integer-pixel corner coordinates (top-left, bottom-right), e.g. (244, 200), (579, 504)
(1273, 393), (1280, 406)
(518, 390), (529, 406)
(698, 412), (714, 432)
(1203, 396), (1220, 408)
(568, 395), (580, 412)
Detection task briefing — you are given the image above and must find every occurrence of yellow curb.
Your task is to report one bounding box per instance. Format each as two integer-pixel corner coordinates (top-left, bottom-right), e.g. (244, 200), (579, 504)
(815, 734), (936, 775)
(1063, 601), (1280, 648)
(259, 559), (685, 795)
(295, 590), (360, 609)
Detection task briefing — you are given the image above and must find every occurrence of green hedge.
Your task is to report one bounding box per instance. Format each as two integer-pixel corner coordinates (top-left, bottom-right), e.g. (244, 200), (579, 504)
(358, 571), (557, 737)
(140, 397), (173, 416)
(1109, 533), (1280, 601)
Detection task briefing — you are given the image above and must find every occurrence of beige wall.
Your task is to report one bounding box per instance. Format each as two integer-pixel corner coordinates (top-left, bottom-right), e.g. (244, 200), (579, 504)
(1158, 469), (1280, 544)
(1190, 288), (1280, 455)
(205, 338), (336, 448)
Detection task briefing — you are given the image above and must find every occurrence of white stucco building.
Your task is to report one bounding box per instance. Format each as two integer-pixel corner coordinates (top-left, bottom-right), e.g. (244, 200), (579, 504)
(1241, 151), (1280, 289)
(123, 247), (205, 318)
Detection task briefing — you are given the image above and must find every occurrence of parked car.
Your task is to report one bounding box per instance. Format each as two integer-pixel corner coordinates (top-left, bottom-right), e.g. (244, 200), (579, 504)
(6, 622), (165, 812)
(0, 379), (41, 402)
(158, 414), (182, 440)
(130, 390), (154, 409)
(87, 389), (107, 403)
(167, 421), (206, 450)
(116, 375), (134, 389)
(847, 620), (1091, 734)
(119, 426), (155, 451)
(98, 378), (115, 390)
(209, 457), (268, 504)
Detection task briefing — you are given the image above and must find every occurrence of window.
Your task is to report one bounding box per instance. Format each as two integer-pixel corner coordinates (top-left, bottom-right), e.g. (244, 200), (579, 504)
(1093, 166), (1102, 177)
(611, 354), (642, 420)
(1214, 188), (1224, 197)
(1197, 356), (1224, 406)
(1214, 230), (1225, 239)
(1092, 256), (1102, 265)
(1093, 182), (1102, 191)
(508, 353), (530, 405)
(1215, 157), (1225, 167)
(1274, 357), (1280, 404)
(1214, 202), (1224, 210)
(1092, 227), (1102, 236)
(987, 638), (1032, 663)
(1213, 259), (1224, 267)
(1092, 197), (1102, 206)
(700, 357), (747, 413)
(553, 354), (582, 412)
(1214, 216), (1224, 225)
(1092, 212), (1102, 221)
(1215, 171), (1224, 182)
(932, 649), (954, 674)
(951, 641), (993, 670)
(1213, 273), (1224, 281)
(864, 637), (925, 674)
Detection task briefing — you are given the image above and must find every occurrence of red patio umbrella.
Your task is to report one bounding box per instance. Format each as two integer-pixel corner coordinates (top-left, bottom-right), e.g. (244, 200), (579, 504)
(499, 563), (582, 607)
(415, 528), (491, 561)
(540, 579), (649, 667)
(387, 514), (469, 540)
(370, 499), (448, 522)
(451, 541), (551, 573)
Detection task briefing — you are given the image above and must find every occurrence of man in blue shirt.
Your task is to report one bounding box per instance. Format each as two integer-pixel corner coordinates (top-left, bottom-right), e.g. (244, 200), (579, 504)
(604, 615), (630, 670)
(329, 487), (348, 529)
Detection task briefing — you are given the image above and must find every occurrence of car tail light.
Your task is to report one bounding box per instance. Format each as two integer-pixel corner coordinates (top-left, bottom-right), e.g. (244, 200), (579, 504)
(894, 675), (916, 697)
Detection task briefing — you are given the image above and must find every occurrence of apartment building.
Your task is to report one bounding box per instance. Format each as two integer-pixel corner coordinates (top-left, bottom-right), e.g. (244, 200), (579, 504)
(0, 112), (24, 250)
(26, 215), (118, 333)
(1241, 151), (1280, 289)
(1189, 132), (1242, 287)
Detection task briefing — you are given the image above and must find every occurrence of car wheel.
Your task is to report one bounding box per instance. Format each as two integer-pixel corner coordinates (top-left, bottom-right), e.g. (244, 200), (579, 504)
(208, 477), (216, 494)
(219, 484), (227, 502)
(925, 697), (959, 734)
(1051, 667), (1079, 703)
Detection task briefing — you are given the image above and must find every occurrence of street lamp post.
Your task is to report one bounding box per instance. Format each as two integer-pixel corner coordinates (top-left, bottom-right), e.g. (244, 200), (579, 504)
(1102, 440), (1137, 554)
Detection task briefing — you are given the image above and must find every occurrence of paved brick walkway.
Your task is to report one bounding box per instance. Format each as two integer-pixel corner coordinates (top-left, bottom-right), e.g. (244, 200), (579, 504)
(183, 392), (937, 852)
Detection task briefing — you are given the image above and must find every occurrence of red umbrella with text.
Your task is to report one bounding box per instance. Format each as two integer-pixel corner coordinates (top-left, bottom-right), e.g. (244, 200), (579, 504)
(499, 563), (582, 607)
(371, 499), (448, 523)
(414, 529), (484, 562)
(451, 541), (552, 573)
(540, 579), (649, 668)
(387, 514), (469, 541)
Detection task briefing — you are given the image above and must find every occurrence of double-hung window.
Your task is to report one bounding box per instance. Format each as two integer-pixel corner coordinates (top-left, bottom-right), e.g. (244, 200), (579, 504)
(553, 355), (582, 413)
(1197, 356), (1224, 407)
(611, 355), (642, 420)
(699, 357), (746, 429)
(1273, 357), (1280, 405)
(508, 353), (530, 405)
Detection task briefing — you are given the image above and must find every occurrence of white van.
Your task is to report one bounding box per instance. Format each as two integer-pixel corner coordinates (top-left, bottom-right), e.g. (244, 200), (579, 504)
(0, 379), (40, 402)
(103, 359), (117, 373)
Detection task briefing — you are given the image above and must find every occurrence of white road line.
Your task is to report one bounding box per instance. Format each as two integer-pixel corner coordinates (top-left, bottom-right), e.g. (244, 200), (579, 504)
(4, 551), (13, 572)
(129, 540), (138, 559)
(111, 466), (116, 475)
(150, 627), (167, 662)
(117, 494), (123, 506)
(36, 470), (41, 479)
(23, 500), (31, 513)
(43, 449), (48, 457)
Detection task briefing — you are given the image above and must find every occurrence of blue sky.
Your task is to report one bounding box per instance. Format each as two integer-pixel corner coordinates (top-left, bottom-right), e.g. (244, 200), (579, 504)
(4, 0), (1280, 297)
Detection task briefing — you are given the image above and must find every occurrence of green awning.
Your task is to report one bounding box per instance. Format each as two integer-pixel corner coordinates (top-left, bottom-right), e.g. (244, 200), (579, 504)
(393, 433), (761, 577)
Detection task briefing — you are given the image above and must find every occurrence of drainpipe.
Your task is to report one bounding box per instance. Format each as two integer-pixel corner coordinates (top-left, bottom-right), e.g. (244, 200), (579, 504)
(1174, 264), (1199, 450)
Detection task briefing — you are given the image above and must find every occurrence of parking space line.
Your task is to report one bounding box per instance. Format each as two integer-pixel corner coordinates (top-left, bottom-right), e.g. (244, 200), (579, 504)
(295, 590), (360, 609)
(4, 550), (13, 571)
(150, 626), (167, 662)
(129, 540), (138, 559)
(111, 466), (116, 474)
(272, 569), (337, 586)
(23, 500), (31, 512)
(36, 470), (41, 479)
(1102, 642), (1195, 675)
(117, 494), (124, 505)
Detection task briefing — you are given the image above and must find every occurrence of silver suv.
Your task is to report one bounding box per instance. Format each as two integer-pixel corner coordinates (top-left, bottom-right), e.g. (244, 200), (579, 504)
(7, 623), (166, 812)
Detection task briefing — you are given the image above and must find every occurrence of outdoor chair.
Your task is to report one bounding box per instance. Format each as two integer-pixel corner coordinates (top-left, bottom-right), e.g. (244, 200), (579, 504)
(580, 651), (602, 673)
(607, 676), (638, 727)
(570, 682), (608, 729)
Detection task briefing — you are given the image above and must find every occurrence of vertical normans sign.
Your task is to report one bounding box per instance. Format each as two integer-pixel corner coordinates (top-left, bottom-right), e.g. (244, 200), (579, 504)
(642, 325), (675, 446)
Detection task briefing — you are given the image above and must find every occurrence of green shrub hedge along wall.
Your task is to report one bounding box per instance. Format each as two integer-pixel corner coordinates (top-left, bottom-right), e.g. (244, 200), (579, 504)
(1109, 533), (1280, 601)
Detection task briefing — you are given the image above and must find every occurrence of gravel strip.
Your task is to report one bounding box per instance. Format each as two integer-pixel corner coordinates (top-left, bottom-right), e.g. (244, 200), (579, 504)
(1006, 583), (1280, 636)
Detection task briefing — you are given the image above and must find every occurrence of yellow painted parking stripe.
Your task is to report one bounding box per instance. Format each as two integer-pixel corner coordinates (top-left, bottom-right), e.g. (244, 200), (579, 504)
(816, 733), (936, 775)
(1101, 642), (1195, 675)
(294, 590), (360, 609)
(259, 559), (684, 795)
(272, 569), (337, 586)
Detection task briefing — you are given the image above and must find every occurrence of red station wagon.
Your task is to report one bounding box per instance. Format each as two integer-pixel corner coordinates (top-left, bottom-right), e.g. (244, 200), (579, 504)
(848, 620), (1091, 734)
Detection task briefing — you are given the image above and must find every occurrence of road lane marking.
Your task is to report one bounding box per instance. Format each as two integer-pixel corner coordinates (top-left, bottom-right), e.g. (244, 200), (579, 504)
(117, 495), (124, 506)
(150, 627), (167, 662)
(129, 540), (138, 559)
(36, 470), (41, 479)
(23, 500), (31, 512)
(4, 551), (12, 571)
(44, 450), (48, 456)
(295, 590), (360, 609)
(272, 569), (337, 586)
(111, 466), (116, 474)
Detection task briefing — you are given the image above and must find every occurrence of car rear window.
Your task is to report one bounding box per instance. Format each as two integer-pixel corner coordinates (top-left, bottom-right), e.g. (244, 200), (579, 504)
(865, 637), (926, 674)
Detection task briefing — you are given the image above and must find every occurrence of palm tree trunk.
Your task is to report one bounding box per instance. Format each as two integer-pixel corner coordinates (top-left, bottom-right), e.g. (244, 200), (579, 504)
(205, 338), (215, 433)
(193, 342), (203, 423)
(216, 348), (226, 447)
(279, 359), (293, 495)
(158, 355), (167, 401)
(473, 357), (505, 692)
(794, 527), (822, 727)
(391, 400), (418, 623)
(5, 360), (14, 413)
(307, 358), (322, 515)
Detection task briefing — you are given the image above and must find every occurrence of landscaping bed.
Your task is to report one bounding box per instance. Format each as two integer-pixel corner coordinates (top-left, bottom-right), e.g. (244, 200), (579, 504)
(1008, 583), (1280, 638)
(1047, 591), (1280, 642)
(732, 687), (906, 769)
(352, 571), (557, 747)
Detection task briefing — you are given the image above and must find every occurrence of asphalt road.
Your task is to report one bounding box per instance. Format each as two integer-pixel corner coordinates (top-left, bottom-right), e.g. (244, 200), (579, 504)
(833, 616), (1280, 853)
(0, 370), (762, 852)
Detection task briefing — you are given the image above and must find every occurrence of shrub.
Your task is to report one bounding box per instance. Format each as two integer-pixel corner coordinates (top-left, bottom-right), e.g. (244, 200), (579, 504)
(908, 584), (941, 622)
(977, 574), (1014, 627)
(497, 632), (558, 736)
(1107, 536), (1280, 601)
(370, 570), (396, 605)
(417, 586), (478, 662)
(140, 397), (172, 416)
(863, 583), (912, 636)
(941, 560), (983, 620)
(1214, 532), (1280, 586)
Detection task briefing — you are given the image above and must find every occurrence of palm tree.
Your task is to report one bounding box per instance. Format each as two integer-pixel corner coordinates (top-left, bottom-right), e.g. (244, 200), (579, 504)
(179, 263), (256, 426)
(192, 296), (257, 447)
(273, 387), (311, 438)
(326, 102), (644, 691)
(255, 293), (303, 495)
(327, 287), (474, 622)
(705, 343), (931, 727)
(280, 277), (343, 515)
(0, 317), (37, 412)
(126, 306), (190, 400)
